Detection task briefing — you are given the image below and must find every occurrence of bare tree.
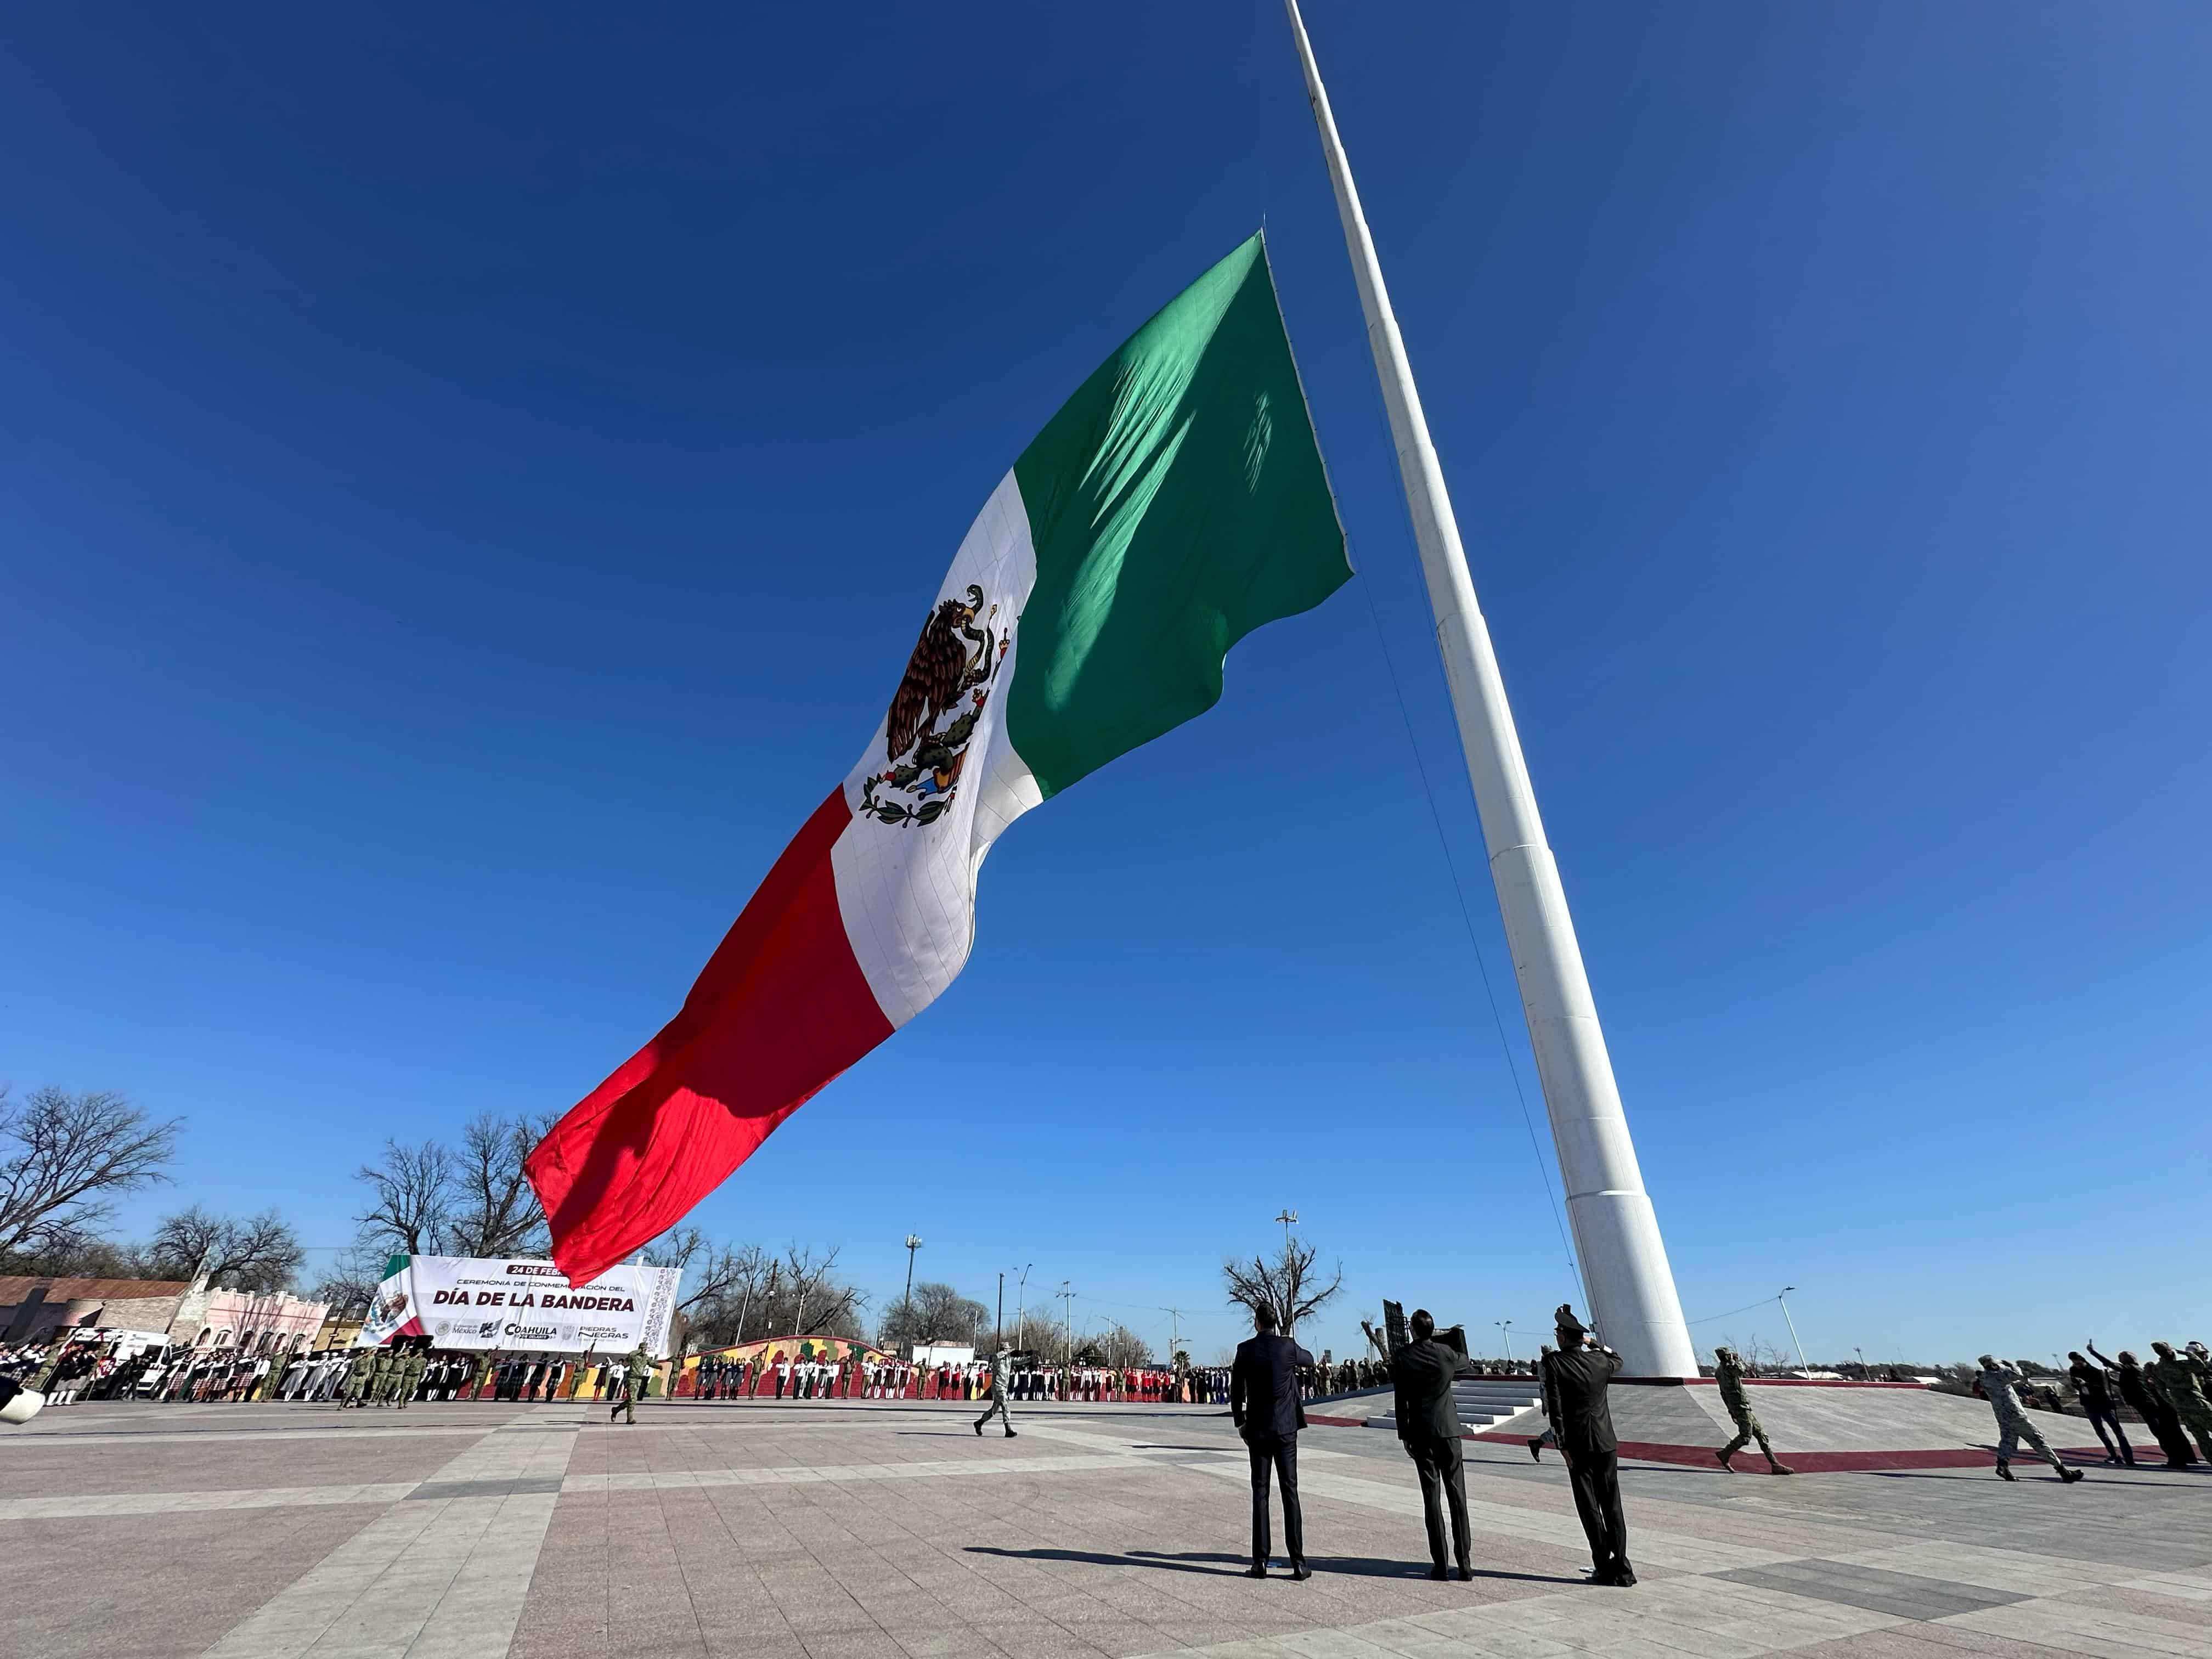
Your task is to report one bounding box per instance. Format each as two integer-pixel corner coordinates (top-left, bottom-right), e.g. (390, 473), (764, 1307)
(1094, 1322), (1155, 1368)
(445, 1113), (548, 1257)
(1222, 1236), (1342, 1336)
(0, 1085), (182, 1265)
(878, 1281), (989, 1351)
(783, 1243), (863, 1336)
(311, 1245), (390, 1316)
(354, 1138), (454, 1255)
(147, 1205), (304, 1291)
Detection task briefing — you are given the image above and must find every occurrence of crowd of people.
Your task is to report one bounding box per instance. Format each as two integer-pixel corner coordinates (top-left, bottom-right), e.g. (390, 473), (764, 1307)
(0, 1332), (661, 1411)
(685, 1351), (1234, 1403)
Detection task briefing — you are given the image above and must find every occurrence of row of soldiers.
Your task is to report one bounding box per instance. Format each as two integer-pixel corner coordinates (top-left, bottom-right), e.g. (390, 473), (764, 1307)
(338, 1341), (432, 1408)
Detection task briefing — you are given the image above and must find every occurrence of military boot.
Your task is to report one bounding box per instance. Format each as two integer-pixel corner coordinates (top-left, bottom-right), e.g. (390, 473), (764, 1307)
(1995, 1461), (2015, 1481)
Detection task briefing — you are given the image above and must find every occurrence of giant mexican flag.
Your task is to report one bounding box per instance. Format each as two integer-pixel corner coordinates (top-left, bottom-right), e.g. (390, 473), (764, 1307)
(528, 234), (1348, 1285)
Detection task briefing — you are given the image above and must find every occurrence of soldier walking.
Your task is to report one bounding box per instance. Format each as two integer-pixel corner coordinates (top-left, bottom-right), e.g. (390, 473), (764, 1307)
(1976, 1357), (2083, 1483)
(395, 1345), (427, 1410)
(372, 1346), (401, 1406)
(2148, 1342), (2212, 1463)
(1712, 1347), (1795, 1475)
(612, 1345), (652, 1425)
(341, 1346), (375, 1408)
(973, 1348), (1018, 1438)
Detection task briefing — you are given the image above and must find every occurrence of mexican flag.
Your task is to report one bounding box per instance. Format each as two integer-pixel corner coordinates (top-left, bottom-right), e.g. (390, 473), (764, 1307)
(528, 234), (1348, 1285)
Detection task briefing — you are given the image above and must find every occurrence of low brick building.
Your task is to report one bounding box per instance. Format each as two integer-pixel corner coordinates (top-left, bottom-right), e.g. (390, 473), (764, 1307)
(0, 1275), (194, 1342)
(0, 1272), (329, 1356)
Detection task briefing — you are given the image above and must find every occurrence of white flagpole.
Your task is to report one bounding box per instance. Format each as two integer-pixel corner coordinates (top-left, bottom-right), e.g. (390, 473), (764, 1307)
(1282, 0), (1696, 1378)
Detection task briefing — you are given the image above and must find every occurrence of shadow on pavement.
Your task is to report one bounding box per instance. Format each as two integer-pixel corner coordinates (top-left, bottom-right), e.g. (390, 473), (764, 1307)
(967, 1548), (1582, 1585)
(967, 1548), (1246, 1577)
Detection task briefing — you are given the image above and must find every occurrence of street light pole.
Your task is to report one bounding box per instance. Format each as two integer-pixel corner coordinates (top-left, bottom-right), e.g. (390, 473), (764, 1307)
(901, 1235), (923, 1357)
(1778, 1286), (1808, 1374)
(1059, 1280), (1073, 1365)
(996, 1272), (1003, 1351)
(1274, 1209), (1299, 1255)
(1014, 1263), (1032, 1351)
(1496, 1320), (1514, 1365)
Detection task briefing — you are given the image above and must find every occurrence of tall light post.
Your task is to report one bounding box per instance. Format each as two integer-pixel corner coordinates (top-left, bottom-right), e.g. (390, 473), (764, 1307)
(1059, 1280), (1074, 1365)
(1778, 1286), (1808, 1374)
(1014, 1263), (1032, 1351)
(1495, 1319), (1514, 1365)
(995, 1272), (1004, 1351)
(1274, 1209), (1299, 1254)
(900, 1235), (923, 1356)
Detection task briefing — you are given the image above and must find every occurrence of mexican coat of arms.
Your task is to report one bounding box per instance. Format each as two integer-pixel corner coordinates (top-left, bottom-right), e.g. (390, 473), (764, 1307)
(861, 583), (1008, 827)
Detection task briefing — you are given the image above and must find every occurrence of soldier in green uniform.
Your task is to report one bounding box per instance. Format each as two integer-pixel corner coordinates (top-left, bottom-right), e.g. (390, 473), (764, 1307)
(395, 1345), (427, 1410)
(341, 1346), (376, 1408)
(369, 1345), (399, 1406)
(2148, 1342), (2212, 1462)
(1712, 1347), (1795, 1474)
(612, 1345), (652, 1424)
(973, 1348), (1018, 1438)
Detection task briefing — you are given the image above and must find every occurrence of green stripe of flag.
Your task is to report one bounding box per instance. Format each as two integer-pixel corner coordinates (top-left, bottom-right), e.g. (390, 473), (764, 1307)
(1008, 233), (1348, 799)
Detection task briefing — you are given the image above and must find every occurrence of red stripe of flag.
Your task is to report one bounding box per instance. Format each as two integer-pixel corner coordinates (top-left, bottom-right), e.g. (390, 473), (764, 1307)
(525, 787), (893, 1285)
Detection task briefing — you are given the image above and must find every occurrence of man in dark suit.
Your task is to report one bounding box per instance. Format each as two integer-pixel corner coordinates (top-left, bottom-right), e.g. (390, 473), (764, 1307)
(1538, 1304), (1634, 1587)
(1230, 1304), (1313, 1579)
(1392, 1308), (1474, 1580)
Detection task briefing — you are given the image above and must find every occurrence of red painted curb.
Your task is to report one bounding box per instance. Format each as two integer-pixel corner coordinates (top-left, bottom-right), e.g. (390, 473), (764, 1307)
(1462, 1430), (2125, 1474)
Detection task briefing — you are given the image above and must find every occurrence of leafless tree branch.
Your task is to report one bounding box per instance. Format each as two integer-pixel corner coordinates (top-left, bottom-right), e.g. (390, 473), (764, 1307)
(0, 1085), (182, 1263)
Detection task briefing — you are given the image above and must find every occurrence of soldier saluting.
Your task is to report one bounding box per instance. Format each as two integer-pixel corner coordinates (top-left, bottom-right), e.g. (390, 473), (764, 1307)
(1537, 1305), (1635, 1588)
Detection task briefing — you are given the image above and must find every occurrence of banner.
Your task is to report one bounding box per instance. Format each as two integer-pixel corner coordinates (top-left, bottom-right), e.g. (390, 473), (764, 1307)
(356, 1255), (680, 1357)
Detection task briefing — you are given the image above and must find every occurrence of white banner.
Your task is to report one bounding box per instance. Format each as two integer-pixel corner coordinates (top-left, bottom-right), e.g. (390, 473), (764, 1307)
(357, 1255), (680, 1357)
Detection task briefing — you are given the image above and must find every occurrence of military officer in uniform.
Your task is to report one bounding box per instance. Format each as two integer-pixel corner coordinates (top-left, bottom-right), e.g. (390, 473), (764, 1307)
(2148, 1342), (2212, 1462)
(396, 1345), (427, 1410)
(1712, 1347), (1794, 1474)
(1975, 1356), (2083, 1483)
(613, 1345), (652, 1424)
(341, 1346), (376, 1408)
(373, 1345), (403, 1406)
(1539, 1305), (1634, 1587)
(973, 1348), (1018, 1438)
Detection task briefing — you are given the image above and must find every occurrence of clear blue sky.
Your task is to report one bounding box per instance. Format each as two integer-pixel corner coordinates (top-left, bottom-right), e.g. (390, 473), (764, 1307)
(3, 4), (2205, 1369)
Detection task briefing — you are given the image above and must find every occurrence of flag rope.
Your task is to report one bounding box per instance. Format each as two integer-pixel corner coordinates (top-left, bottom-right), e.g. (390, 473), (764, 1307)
(1351, 559), (1584, 1300)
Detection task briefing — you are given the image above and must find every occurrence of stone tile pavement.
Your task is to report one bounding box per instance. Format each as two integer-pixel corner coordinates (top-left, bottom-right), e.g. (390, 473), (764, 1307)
(3, 1397), (2208, 1657)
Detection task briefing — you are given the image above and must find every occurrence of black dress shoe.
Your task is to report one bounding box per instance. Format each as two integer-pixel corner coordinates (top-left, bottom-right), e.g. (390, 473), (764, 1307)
(1428, 1565), (1448, 1581)
(1245, 1564), (1267, 1579)
(1613, 1565), (1638, 1587)
(1456, 1565), (1474, 1582)
(1289, 1562), (1312, 1581)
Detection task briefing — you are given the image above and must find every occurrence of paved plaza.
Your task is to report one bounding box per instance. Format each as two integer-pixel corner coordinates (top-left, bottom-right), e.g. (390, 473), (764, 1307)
(5, 1397), (2210, 1659)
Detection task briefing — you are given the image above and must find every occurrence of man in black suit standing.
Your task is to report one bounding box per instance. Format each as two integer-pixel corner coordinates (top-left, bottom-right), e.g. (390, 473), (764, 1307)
(1392, 1308), (1474, 1581)
(1230, 1303), (1313, 1579)
(1538, 1304), (1634, 1587)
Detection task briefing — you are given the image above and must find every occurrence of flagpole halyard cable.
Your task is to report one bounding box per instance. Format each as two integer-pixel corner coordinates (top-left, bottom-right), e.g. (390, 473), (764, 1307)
(1351, 560), (1583, 1299)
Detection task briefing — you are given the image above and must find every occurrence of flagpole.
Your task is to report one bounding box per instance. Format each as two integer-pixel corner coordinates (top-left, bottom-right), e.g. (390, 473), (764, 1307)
(1281, 0), (1696, 1378)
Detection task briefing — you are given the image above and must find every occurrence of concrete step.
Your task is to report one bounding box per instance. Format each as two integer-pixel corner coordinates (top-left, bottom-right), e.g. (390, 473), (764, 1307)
(1363, 1376), (1543, 1431)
